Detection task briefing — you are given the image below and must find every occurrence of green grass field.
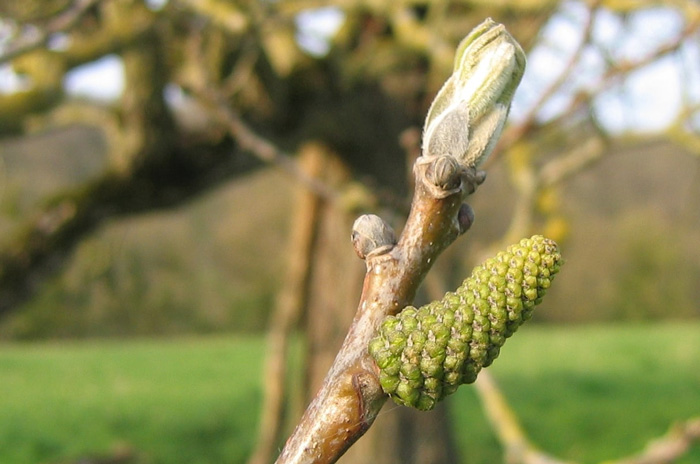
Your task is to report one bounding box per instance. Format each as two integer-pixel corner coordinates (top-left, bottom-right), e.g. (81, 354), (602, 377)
(1, 324), (698, 464)
(451, 323), (700, 463)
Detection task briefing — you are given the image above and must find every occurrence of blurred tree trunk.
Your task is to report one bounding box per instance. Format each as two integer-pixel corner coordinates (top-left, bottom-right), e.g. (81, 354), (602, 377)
(248, 143), (325, 464)
(303, 150), (365, 396)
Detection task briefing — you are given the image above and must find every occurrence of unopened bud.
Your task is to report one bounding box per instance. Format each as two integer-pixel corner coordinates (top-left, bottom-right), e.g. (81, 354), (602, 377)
(422, 18), (526, 168)
(351, 214), (397, 259)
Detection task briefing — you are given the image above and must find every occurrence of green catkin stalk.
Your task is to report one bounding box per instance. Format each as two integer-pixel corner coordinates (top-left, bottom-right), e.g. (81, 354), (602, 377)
(368, 235), (563, 411)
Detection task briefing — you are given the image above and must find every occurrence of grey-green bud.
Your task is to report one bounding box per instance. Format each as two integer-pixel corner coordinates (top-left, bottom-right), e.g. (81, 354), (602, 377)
(422, 18), (526, 168)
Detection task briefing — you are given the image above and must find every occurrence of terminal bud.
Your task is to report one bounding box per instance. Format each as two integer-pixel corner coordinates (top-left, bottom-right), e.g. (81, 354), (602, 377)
(422, 18), (526, 168)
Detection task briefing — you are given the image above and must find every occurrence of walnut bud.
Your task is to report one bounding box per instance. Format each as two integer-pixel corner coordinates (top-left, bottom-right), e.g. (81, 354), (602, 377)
(422, 18), (526, 168)
(351, 214), (397, 259)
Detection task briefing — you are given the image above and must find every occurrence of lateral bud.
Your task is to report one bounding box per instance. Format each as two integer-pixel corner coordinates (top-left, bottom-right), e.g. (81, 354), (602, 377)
(351, 214), (397, 259)
(457, 203), (475, 234)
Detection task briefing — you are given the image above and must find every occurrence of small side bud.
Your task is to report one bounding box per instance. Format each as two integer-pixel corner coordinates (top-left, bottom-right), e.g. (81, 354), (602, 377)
(457, 203), (475, 234)
(463, 168), (487, 195)
(351, 214), (397, 259)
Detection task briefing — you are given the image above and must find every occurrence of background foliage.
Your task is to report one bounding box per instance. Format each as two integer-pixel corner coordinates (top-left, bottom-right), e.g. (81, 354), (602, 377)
(1, 0), (699, 336)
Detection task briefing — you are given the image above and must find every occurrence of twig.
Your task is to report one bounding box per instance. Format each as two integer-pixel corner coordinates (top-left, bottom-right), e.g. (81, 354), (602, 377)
(497, 1), (599, 159)
(174, 0), (248, 35)
(195, 87), (414, 214)
(177, 16), (341, 205)
(568, 15), (699, 115)
(539, 135), (606, 187)
(486, 1), (599, 167)
(181, 26), (343, 204)
(181, 12), (413, 214)
(198, 90), (342, 203)
(611, 418), (700, 464)
(274, 154), (484, 463)
(0, 0), (104, 65)
(603, 13), (700, 78)
(274, 18), (526, 462)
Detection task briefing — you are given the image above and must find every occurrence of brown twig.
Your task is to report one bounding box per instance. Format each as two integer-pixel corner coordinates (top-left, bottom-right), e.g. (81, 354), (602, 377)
(486, 1), (599, 167)
(274, 18), (529, 462)
(182, 26), (343, 205)
(174, 0), (248, 35)
(0, 0), (104, 65)
(274, 156), (484, 463)
(194, 87), (415, 215)
(198, 91), (342, 203)
(539, 135), (606, 187)
(181, 13), (413, 215)
(502, 1), (599, 155)
(573, 15), (699, 110)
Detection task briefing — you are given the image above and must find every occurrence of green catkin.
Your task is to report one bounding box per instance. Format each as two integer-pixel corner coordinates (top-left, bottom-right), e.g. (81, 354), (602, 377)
(368, 235), (563, 410)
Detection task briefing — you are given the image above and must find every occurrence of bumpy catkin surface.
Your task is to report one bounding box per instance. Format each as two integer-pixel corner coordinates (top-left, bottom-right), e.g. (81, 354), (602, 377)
(368, 235), (562, 410)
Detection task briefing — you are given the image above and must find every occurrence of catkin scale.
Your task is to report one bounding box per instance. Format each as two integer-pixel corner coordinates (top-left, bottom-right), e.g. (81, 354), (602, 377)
(369, 235), (562, 410)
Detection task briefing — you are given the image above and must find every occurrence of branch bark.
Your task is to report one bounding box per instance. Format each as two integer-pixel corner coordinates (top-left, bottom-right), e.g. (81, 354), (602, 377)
(489, 4), (699, 166)
(196, 90), (341, 203)
(275, 157), (484, 463)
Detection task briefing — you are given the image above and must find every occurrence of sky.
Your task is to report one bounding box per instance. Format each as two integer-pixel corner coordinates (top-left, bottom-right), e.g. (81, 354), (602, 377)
(511, 2), (698, 133)
(1, 3), (698, 135)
